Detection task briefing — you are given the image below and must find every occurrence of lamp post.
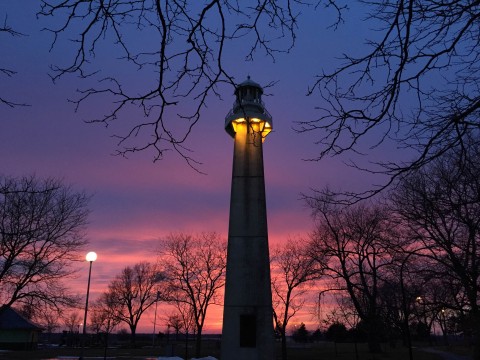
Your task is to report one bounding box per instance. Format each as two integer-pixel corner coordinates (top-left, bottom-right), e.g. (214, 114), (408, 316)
(80, 251), (97, 360)
(441, 308), (448, 345)
(152, 291), (160, 347)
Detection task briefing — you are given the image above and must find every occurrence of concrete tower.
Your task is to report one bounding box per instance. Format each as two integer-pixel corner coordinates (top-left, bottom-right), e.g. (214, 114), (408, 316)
(221, 77), (274, 360)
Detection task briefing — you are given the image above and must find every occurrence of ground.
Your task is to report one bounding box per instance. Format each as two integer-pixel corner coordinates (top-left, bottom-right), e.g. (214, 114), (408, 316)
(0, 340), (473, 360)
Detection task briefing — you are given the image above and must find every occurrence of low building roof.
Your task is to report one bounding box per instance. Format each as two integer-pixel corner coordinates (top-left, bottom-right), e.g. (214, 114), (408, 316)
(0, 305), (43, 331)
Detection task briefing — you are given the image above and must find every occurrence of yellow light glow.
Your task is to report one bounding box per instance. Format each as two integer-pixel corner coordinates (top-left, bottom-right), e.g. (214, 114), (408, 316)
(230, 117), (272, 140)
(262, 122), (272, 138)
(232, 118), (246, 133)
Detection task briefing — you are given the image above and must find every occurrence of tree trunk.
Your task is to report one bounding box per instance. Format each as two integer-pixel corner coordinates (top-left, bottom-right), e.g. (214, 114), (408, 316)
(461, 284), (479, 359)
(474, 337), (480, 360)
(281, 329), (288, 360)
(185, 330), (189, 360)
(195, 326), (202, 357)
(367, 319), (382, 353)
(103, 332), (109, 360)
(473, 311), (480, 360)
(130, 325), (137, 348)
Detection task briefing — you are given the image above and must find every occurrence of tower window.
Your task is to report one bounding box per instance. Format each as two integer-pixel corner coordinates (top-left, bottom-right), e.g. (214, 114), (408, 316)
(239, 314), (256, 347)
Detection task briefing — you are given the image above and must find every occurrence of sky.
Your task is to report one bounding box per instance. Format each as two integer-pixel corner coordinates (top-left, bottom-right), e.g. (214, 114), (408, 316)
(1, 2), (400, 334)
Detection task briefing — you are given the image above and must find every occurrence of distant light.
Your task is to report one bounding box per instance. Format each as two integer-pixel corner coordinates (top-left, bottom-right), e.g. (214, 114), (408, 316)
(86, 252), (97, 262)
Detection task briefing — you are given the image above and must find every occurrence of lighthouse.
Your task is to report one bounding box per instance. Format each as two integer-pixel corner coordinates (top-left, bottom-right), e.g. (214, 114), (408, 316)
(221, 77), (275, 360)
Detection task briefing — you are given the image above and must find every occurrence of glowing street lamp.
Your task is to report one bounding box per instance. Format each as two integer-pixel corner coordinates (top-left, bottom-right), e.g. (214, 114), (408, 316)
(80, 251), (97, 360)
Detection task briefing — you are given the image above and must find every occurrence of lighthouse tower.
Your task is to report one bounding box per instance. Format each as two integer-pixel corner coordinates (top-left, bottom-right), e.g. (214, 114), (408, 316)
(221, 77), (275, 360)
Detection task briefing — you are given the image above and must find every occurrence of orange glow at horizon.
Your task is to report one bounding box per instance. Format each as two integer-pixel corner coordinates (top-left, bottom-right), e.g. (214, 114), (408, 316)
(73, 238), (331, 335)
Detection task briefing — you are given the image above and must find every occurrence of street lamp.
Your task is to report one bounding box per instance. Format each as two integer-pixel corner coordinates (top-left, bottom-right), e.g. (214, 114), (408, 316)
(80, 251), (97, 360)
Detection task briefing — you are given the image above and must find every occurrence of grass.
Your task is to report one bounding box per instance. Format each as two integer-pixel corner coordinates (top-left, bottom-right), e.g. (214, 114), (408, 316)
(281, 342), (443, 360)
(0, 340), (457, 360)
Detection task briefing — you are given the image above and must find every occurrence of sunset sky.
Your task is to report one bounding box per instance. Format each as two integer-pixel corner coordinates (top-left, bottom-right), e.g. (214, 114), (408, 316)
(1, 2), (403, 334)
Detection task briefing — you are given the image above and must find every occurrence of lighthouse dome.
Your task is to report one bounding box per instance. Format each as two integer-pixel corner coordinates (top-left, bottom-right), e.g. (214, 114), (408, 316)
(224, 77), (273, 138)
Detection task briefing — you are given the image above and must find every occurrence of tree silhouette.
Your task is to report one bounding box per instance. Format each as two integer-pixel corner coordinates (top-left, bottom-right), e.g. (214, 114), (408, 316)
(325, 322), (347, 342)
(308, 201), (398, 353)
(160, 232), (226, 357)
(0, 175), (88, 313)
(291, 322), (309, 343)
(104, 261), (164, 346)
(392, 138), (480, 359)
(271, 236), (323, 360)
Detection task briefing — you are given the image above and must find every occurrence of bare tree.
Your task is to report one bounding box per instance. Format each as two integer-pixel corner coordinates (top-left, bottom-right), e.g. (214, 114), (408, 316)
(64, 311), (82, 332)
(104, 261), (164, 346)
(159, 232), (226, 357)
(378, 245), (427, 359)
(271, 236), (323, 360)
(90, 293), (121, 356)
(391, 140), (480, 359)
(41, 310), (62, 335)
(297, 1), (480, 202)
(0, 175), (89, 313)
(308, 200), (397, 353)
(90, 292), (121, 335)
(167, 303), (196, 360)
(166, 312), (184, 341)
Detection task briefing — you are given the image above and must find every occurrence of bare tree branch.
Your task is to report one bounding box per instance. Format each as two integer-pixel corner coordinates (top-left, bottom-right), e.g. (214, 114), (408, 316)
(0, 14), (28, 108)
(36, 0), (310, 168)
(297, 0), (480, 202)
